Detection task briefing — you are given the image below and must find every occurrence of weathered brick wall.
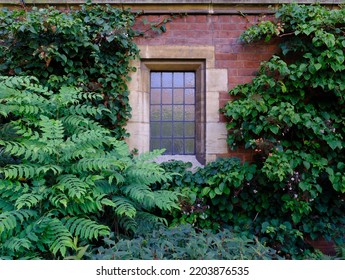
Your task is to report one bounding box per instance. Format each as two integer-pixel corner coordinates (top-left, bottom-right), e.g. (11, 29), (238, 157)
(134, 14), (279, 161)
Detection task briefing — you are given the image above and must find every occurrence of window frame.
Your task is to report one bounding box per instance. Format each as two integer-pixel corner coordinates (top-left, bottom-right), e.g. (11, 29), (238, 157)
(142, 59), (206, 164)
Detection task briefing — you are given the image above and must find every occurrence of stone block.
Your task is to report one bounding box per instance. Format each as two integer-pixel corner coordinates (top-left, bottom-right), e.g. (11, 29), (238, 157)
(206, 68), (228, 92)
(206, 123), (228, 154)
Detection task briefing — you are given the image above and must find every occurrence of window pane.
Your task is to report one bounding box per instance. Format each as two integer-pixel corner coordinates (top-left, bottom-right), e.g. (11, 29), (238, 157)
(162, 89), (172, 104)
(173, 89), (183, 104)
(174, 122), (183, 137)
(173, 139), (184, 154)
(173, 105), (184, 121)
(185, 122), (195, 137)
(185, 139), (195, 154)
(162, 139), (172, 154)
(162, 105), (172, 121)
(150, 105), (161, 121)
(161, 122), (172, 137)
(151, 72), (161, 88)
(185, 89), (195, 104)
(150, 122), (160, 137)
(151, 139), (160, 150)
(185, 105), (195, 121)
(173, 72), (184, 87)
(150, 71), (196, 156)
(185, 72), (195, 87)
(162, 72), (172, 88)
(151, 89), (161, 104)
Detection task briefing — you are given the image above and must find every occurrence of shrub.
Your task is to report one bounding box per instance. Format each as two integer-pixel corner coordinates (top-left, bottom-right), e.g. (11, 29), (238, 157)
(219, 3), (345, 257)
(91, 224), (283, 260)
(0, 77), (180, 259)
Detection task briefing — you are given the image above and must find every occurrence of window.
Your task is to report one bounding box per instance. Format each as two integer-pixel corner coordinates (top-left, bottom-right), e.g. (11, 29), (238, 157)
(150, 71), (196, 155)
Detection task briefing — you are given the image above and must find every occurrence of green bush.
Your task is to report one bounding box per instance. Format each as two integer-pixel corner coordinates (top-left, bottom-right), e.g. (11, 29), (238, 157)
(0, 77), (180, 259)
(221, 3), (345, 257)
(0, 3), (139, 138)
(91, 224), (283, 260)
(156, 4), (345, 258)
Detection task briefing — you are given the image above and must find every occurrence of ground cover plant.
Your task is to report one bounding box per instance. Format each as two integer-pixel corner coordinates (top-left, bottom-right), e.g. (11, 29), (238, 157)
(91, 224), (283, 260)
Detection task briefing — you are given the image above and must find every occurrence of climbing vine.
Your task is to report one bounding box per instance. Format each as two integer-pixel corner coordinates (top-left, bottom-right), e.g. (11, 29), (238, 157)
(221, 3), (345, 255)
(0, 2), (139, 138)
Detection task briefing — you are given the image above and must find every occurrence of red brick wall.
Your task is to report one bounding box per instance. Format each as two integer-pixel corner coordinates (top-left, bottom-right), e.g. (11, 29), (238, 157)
(134, 14), (280, 162)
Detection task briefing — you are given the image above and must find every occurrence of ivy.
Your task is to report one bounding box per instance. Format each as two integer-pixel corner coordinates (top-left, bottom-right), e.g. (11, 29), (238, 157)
(0, 3), (140, 139)
(220, 3), (345, 256)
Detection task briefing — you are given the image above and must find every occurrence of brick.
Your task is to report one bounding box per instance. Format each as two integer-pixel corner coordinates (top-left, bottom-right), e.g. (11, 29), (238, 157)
(218, 16), (232, 23)
(215, 53), (237, 60)
(195, 15), (208, 23)
(238, 68), (258, 76)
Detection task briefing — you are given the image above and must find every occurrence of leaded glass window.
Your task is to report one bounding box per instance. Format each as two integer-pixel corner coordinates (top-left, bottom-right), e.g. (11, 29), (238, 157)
(150, 71), (196, 155)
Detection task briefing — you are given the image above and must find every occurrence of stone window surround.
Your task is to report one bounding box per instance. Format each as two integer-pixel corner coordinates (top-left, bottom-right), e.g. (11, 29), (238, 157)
(126, 45), (228, 164)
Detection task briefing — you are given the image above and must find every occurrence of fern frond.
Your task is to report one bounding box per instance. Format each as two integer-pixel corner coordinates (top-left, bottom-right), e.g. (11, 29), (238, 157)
(55, 175), (89, 200)
(0, 76), (39, 89)
(49, 193), (69, 208)
(36, 165), (63, 176)
(126, 162), (171, 185)
(38, 115), (64, 144)
(63, 195), (105, 215)
(2, 141), (29, 158)
(0, 163), (39, 180)
(0, 180), (28, 204)
(133, 149), (165, 162)
(152, 190), (180, 212)
(2, 237), (32, 252)
(71, 157), (126, 173)
(94, 179), (118, 195)
(121, 184), (154, 204)
(118, 215), (137, 233)
(61, 115), (109, 134)
(112, 196), (137, 218)
(0, 209), (37, 235)
(38, 217), (75, 257)
(15, 193), (43, 209)
(62, 217), (110, 240)
(68, 104), (105, 117)
(60, 131), (110, 162)
(75, 90), (103, 102)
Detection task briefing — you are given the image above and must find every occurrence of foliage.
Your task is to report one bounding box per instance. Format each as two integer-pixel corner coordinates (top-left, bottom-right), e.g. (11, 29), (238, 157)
(91, 224), (283, 260)
(0, 2), (140, 138)
(218, 3), (345, 257)
(0, 77), (180, 259)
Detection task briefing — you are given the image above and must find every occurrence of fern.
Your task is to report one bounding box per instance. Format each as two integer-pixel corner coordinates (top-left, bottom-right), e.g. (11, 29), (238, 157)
(0, 209), (37, 235)
(55, 175), (89, 200)
(2, 237), (32, 253)
(121, 184), (155, 204)
(15, 193), (43, 209)
(63, 217), (110, 240)
(0, 164), (38, 180)
(0, 76), (180, 259)
(112, 196), (137, 218)
(41, 218), (75, 257)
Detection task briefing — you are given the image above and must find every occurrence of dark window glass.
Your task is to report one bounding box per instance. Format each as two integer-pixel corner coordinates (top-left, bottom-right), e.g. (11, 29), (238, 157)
(150, 71), (196, 155)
